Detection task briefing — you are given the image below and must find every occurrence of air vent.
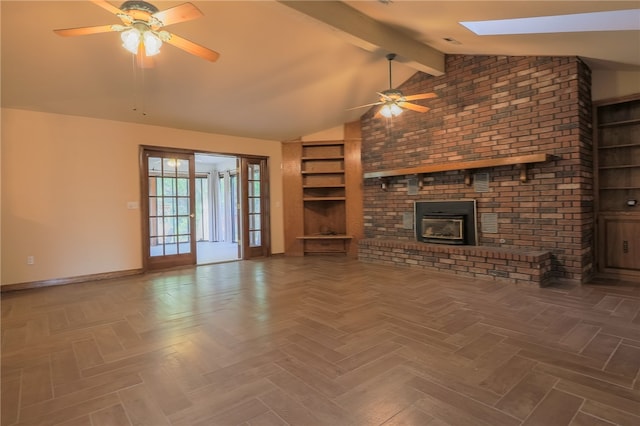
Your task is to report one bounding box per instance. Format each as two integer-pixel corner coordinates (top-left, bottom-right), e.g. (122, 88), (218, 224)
(481, 213), (498, 234)
(474, 173), (490, 192)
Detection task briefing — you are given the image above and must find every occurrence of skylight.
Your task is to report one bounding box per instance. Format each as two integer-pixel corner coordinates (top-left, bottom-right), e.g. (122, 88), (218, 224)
(460, 9), (640, 35)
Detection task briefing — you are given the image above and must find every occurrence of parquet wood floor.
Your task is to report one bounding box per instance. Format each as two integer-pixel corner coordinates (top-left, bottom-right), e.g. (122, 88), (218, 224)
(2, 257), (640, 426)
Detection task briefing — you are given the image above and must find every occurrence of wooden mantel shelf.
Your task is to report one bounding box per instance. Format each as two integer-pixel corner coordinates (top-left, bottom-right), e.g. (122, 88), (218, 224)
(363, 153), (553, 183)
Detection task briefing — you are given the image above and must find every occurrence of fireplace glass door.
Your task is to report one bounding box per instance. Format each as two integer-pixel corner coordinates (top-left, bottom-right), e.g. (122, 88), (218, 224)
(422, 216), (464, 243)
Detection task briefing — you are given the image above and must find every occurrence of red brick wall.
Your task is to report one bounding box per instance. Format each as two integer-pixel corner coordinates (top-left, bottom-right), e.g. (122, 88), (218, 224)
(361, 55), (593, 283)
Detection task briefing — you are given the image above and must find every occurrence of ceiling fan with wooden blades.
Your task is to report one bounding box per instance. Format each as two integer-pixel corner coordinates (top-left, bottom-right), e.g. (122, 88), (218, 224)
(350, 53), (437, 118)
(53, 0), (220, 65)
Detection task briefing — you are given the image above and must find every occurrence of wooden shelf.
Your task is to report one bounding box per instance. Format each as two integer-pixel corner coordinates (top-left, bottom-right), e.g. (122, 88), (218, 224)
(298, 235), (353, 254)
(303, 197), (346, 201)
(303, 184), (345, 188)
(598, 143), (640, 150)
(301, 170), (345, 175)
(302, 140), (344, 146)
(598, 118), (640, 127)
(599, 165), (640, 170)
(297, 235), (353, 240)
(301, 156), (344, 160)
(600, 187), (640, 190)
(363, 153), (553, 183)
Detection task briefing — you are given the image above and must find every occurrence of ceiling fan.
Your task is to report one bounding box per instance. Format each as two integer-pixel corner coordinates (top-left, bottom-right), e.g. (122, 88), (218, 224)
(53, 0), (220, 65)
(350, 53), (438, 118)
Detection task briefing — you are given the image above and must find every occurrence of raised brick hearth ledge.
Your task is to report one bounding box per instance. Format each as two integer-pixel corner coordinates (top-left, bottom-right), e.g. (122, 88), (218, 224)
(358, 238), (553, 287)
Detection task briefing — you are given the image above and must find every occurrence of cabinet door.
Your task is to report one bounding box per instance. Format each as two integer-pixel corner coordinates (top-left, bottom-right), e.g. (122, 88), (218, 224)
(603, 217), (640, 271)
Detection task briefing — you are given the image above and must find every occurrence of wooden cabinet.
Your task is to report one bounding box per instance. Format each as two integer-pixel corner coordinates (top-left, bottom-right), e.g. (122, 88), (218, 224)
(282, 122), (363, 256)
(595, 94), (640, 279)
(600, 215), (640, 270)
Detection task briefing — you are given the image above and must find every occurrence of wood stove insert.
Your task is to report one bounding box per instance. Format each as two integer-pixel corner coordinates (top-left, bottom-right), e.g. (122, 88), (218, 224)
(415, 200), (477, 245)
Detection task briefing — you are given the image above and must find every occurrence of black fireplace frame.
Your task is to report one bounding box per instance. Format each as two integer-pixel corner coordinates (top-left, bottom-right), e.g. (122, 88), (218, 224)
(414, 200), (477, 245)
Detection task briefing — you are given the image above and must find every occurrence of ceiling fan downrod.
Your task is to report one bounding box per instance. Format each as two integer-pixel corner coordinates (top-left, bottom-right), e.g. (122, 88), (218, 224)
(386, 53), (396, 89)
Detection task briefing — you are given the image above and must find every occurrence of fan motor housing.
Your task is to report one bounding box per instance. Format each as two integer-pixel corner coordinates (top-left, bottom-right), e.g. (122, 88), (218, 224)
(120, 1), (159, 14)
(381, 89), (405, 101)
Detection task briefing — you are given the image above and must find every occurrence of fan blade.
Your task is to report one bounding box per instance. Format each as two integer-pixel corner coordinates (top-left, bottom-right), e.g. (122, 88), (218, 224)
(377, 92), (393, 101)
(403, 92), (438, 101)
(91, 0), (122, 16)
(153, 3), (203, 27)
(347, 101), (383, 111)
(164, 32), (220, 62)
(399, 102), (430, 113)
(54, 25), (117, 37)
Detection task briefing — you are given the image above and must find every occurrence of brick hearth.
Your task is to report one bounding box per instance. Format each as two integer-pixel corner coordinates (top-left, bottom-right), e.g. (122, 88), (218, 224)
(359, 238), (552, 287)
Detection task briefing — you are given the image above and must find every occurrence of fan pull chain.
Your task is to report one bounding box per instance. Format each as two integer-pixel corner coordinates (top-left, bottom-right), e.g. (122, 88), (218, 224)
(131, 54), (147, 116)
(140, 62), (147, 116)
(131, 54), (138, 113)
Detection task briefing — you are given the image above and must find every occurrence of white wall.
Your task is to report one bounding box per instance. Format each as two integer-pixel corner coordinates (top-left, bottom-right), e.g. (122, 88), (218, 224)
(1, 109), (284, 285)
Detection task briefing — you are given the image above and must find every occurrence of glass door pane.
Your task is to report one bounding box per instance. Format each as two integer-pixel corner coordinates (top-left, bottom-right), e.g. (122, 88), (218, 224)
(241, 157), (269, 258)
(230, 173), (239, 243)
(143, 149), (196, 270)
(195, 176), (210, 241)
(248, 163), (261, 247)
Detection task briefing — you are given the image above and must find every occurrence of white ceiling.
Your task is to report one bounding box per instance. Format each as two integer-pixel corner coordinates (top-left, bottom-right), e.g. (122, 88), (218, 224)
(2, 1), (639, 141)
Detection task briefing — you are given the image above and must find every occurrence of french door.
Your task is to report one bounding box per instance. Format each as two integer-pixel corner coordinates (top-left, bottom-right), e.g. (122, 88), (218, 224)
(141, 147), (270, 269)
(141, 148), (196, 270)
(242, 157), (270, 258)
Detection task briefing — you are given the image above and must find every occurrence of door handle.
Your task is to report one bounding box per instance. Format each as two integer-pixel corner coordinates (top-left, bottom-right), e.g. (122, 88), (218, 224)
(190, 214), (195, 218)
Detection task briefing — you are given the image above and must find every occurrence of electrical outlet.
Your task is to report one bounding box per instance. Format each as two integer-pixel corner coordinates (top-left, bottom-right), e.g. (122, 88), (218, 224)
(27, 255), (35, 265)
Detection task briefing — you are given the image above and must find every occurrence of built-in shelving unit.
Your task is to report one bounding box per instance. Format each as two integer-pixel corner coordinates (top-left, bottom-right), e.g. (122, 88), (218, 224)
(595, 94), (640, 278)
(282, 121), (363, 256)
(299, 140), (352, 254)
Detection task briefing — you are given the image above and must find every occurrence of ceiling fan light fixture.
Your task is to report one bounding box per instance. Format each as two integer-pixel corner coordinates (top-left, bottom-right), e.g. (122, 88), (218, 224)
(379, 102), (403, 118)
(143, 31), (162, 56)
(120, 24), (162, 56)
(120, 28), (141, 54)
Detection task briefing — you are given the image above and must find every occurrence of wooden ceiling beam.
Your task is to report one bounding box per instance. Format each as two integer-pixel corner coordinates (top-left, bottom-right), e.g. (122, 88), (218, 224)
(278, 0), (445, 76)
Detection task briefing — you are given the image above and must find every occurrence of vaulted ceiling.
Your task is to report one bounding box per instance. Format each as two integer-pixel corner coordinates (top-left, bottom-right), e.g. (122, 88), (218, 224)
(2, 1), (639, 141)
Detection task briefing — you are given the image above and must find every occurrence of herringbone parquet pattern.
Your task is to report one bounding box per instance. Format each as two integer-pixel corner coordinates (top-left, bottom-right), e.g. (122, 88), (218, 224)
(2, 257), (640, 426)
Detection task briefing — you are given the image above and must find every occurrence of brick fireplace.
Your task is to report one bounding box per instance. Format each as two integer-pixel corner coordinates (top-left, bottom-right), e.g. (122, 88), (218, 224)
(358, 55), (594, 285)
